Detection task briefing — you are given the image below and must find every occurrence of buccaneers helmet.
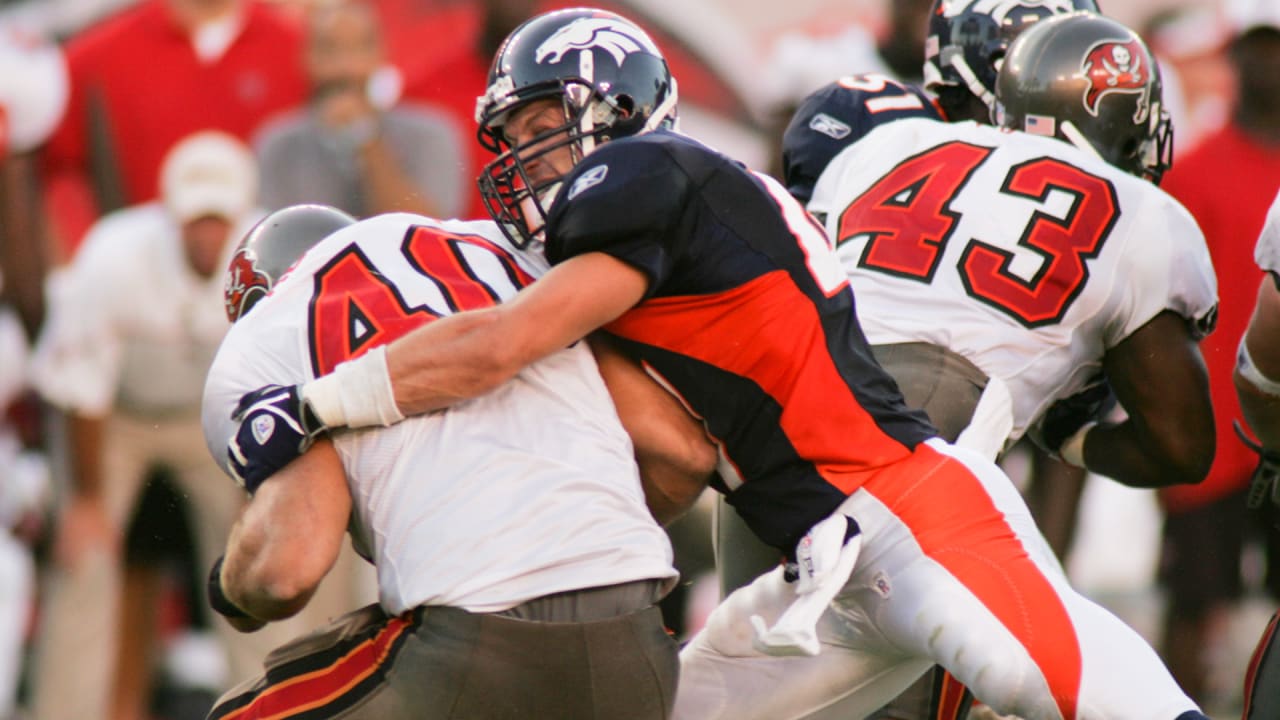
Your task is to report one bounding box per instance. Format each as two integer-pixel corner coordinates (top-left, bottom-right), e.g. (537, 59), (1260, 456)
(475, 8), (678, 248)
(924, 0), (1099, 119)
(224, 204), (357, 322)
(996, 12), (1173, 183)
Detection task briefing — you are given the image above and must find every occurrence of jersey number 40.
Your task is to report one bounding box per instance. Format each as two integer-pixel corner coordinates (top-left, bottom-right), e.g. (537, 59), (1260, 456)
(307, 225), (534, 375)
(837, 141), (1119, 327)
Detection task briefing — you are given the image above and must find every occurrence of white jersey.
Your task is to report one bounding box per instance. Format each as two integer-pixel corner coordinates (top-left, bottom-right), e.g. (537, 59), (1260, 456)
(808, 118), (1217, 443)
(202, 213), (676, 615)
(31, 202), (256, 417)
(1256, 188), (1280, 274)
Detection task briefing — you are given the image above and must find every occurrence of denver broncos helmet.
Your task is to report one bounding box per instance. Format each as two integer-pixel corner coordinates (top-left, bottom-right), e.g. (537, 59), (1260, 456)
(995, 12), (1173, 183)
(224, 204), (357, 323)
(924, 0), (1099, 119)
(475, 8), (678, 248)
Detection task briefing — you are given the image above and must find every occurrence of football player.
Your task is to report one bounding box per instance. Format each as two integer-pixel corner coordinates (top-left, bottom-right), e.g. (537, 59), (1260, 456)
(224, 8), (1209, 718)
(796, 14), (1216, 714)
(1233, 187), (1280, 720)
(203, 204), (713, 718)
(762, 4), (1105, 717)
(801, 9), (1212, 508)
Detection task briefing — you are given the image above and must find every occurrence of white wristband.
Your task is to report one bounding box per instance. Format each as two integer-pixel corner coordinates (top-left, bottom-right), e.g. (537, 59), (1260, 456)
(1059, 421), (1096, 468)
(1238, 336), (1280, 397)
(302, 346), (405, 429)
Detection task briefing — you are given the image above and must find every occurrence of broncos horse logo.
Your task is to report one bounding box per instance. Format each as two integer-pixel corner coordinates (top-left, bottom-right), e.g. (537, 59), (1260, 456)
(535, 16), (660, 68)
(963, 0), (1081, 22)
(1081, 38), (1151, 120)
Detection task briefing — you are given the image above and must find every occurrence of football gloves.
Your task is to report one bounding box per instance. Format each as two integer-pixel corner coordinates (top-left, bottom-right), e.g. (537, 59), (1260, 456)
(228, 384), (328, 493)
(1029, 375), (1117, 460)
(1234, 420), (1280, 518)
(751, 512), (862, 657)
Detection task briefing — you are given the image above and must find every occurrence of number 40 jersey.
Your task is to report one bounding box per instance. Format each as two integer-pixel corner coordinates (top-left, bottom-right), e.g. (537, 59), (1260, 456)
(201, 213), (675, 615)
(808, 117), (1218, 444)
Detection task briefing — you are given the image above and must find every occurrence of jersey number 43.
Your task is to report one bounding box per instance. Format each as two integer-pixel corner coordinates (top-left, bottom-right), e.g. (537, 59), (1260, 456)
(836, 141), (1119, 327)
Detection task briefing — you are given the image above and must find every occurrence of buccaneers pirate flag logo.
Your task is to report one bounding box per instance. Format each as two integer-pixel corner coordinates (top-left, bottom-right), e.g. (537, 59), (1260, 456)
(1081, 38), (1152, 122)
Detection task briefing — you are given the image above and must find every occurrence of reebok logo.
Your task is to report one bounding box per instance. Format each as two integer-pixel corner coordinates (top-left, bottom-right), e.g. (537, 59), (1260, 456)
(809, 113), (851, 140)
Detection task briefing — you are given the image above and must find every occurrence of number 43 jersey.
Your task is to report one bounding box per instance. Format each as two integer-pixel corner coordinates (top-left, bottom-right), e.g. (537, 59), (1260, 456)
(808, 117), (1218, 443)
(201, 213), (675, 615)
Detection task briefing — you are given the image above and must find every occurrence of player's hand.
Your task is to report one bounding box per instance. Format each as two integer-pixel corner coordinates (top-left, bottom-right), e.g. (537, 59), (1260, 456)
(228, 384), (328, 493)
(1029, 375), (1117, 460)
(1235, 420), (1280, 519)
(752, 513), (862, 657)
(783, 512), (862, 592)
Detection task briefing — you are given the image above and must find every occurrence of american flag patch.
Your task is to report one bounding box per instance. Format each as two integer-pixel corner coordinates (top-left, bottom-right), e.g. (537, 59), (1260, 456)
(1025, 114), (1056, 137)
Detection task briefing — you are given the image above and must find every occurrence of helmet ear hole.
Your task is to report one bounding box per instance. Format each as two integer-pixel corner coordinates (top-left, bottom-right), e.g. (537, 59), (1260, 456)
(614, 94), (636, 118)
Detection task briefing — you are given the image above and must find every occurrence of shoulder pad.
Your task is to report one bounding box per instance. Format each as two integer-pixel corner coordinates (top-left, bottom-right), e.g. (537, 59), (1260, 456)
(783, 75), (941, 202)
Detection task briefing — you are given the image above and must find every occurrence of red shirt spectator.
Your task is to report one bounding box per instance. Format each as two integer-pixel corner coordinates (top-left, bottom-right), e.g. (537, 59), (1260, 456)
(41, 0), (306, 256)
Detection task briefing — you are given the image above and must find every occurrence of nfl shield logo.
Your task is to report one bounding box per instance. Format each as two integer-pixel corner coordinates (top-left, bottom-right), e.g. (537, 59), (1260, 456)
(252, 415), (276, 445)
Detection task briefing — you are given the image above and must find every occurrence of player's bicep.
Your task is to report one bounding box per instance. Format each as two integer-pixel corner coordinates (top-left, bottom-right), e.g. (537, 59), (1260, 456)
(1104, 310), (1213, 471)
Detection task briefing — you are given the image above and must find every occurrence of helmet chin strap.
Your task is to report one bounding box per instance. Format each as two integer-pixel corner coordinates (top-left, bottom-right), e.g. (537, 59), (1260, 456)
(1059, 120), (1105, 162)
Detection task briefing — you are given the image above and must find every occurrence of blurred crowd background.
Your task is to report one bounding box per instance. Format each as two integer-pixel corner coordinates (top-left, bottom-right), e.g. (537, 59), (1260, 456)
(0, 0), (1273, 718)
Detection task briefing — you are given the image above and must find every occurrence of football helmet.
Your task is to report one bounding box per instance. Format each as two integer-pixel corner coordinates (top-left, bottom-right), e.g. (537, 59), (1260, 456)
(224, 204), (357, 322)
(995, 12), (1174, 183)
(924, 0), (1099, 117)
(475, 8), (678, 248)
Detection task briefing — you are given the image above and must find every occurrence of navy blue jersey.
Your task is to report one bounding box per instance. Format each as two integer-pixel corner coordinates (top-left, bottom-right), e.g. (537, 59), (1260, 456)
(783, 74), (943, 203)
(545, 130), (936, 550)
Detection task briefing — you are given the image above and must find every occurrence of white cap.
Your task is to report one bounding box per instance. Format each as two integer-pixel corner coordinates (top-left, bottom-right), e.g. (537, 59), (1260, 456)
(159, 131), (258, 223)
(0, 23), (69, 155)
(1225, 0), (1280, 37)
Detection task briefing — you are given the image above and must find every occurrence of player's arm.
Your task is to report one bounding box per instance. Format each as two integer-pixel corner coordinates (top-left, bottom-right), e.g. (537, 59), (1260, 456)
(1236, 277), (1280, 449)
(213, 438), (350, 630)
(1078, 310), (1214, 487)
(304, 250), (649, 422)
(589, 334), (716, 524)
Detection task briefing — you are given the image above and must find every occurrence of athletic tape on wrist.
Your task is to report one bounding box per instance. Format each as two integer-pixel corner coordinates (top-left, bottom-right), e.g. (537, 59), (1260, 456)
(1238, 336), (1280, 398)
(1059, 421), (1096, 468)
(207, 556), (251, 620)
(304, 345), (404, 429)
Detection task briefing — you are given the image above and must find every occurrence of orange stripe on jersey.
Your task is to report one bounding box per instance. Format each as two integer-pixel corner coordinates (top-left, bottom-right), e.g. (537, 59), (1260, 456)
(219, 615), (412, 720)
(605, 270), (913, 495)
(864, 444), (1082, 719)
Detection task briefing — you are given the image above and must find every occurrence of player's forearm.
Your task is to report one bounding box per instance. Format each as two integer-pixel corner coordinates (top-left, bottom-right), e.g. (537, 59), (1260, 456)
(1081, 418), (1213, 488)
(222, 441), (350, 620)
(302, 308), (523, 429)
(385, 307), (524, 416)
